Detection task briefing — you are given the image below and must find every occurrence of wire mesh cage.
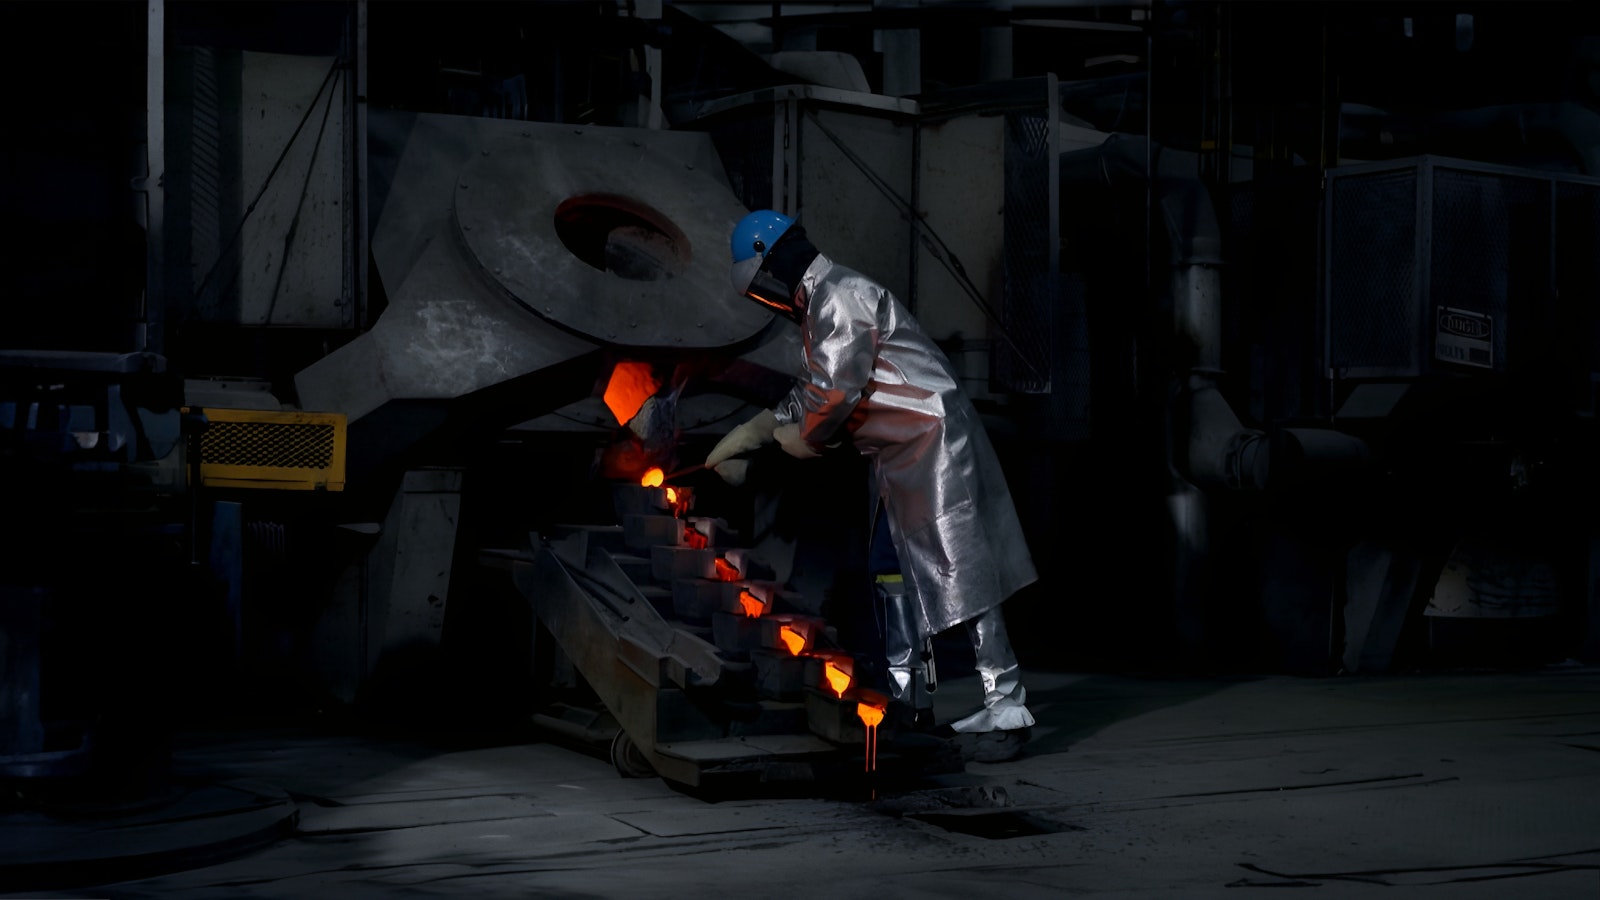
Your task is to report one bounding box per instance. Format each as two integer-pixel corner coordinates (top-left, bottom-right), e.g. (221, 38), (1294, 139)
(1322, 156), (1587, 386)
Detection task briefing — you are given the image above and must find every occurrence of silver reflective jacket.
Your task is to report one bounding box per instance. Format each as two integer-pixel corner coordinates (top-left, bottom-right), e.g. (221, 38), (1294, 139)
(773, 255), (1038, 635)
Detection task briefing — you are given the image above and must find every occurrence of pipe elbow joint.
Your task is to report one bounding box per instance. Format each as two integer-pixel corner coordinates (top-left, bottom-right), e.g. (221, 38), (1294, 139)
(1188, 426), (1269, 491)
(1182, 377), (1374, 492)
(1182, 377), (1268, 491)
(1266, 427), (1373, 490)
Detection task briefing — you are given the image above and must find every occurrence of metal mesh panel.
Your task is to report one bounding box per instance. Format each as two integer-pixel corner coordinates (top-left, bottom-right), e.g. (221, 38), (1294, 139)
(1429, 168), (1548, 372)
(1328, 169), (1418, 373)
(996, 111), (1054, 393)
(202, 421), (335, 469)
(190, 46), (223, 302)
(1322, 158), (1600, 416)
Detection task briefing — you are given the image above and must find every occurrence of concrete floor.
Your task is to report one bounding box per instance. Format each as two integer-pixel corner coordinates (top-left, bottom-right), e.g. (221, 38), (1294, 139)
(4, 665), (1600, 900)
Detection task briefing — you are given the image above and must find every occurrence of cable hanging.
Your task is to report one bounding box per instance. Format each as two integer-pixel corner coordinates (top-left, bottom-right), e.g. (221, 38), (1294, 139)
(802, 108), (1049, 384)
(191, 56), (344, 312)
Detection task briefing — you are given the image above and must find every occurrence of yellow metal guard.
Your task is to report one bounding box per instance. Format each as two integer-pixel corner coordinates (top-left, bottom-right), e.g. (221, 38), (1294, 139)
(190, 408), (347, 491)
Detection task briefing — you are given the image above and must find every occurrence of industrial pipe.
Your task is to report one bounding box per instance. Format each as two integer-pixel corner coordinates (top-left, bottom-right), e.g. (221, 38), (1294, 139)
(1058, 133), (1369, 492)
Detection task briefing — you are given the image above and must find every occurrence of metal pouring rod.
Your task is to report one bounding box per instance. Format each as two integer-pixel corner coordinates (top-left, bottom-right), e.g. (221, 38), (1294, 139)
(662, 462), (708, 481)
(663, 449), (754, 482)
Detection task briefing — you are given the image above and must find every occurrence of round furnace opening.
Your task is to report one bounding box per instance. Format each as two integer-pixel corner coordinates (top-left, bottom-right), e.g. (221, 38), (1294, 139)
(553, 194), (691, 282)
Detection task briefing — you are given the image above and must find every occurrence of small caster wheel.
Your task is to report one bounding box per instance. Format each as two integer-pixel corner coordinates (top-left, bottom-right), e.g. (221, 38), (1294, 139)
(610, 730), (657, 779)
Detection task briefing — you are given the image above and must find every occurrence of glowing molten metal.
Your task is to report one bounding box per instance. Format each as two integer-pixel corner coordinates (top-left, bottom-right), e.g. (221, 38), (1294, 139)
(640, 467), (664, 488)
(823, 660), (852, 697)
(664, 487), (678, 504)
(738, 589), (765, 618)
(682, 522), (708, 549)
(713, 557), (740, 582)
(856, 701), (885, 728)
(857, 701), (886, 775)
(603, 361), (660, 426)
(778, 624), (806, 656)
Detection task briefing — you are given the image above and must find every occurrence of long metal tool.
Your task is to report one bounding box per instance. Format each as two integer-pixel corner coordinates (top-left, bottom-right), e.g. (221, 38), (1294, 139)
(662, 462), (709, 481)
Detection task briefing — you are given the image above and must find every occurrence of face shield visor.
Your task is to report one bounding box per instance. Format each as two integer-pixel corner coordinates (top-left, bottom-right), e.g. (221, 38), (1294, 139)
(730, 209), (804, 320)
(734, 259), (805, 321)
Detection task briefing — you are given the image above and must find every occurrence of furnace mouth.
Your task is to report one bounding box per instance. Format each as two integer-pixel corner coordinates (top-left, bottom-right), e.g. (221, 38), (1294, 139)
(554, 194), (691, 282)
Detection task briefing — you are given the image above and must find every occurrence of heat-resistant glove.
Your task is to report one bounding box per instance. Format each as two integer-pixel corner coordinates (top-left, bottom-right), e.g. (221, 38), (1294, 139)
(773, 423), (822, 459)
(705, 408), (780, 479)
(714, 459), (751, 487)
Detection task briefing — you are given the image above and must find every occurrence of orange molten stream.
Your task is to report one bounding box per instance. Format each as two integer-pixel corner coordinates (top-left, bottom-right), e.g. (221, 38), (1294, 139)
(664, 487), (678, 504)
(738, 589), (764, 618)
(603, 361), (660, 426)
(713, 557), (740, 582)
(640, 467), (664, 488)
(823, 660), (852, 697)
(857, 702), (886, 775)
(778, 624), (806, 655)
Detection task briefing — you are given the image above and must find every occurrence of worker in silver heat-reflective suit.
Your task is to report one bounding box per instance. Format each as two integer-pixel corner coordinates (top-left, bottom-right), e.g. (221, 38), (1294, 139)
(706, 209), (1035, 759)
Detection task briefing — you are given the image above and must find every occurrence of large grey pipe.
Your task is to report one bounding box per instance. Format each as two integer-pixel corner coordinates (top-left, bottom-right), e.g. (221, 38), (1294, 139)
(1059, 134), (1368, 491)
(1059, 133), (1369, 661)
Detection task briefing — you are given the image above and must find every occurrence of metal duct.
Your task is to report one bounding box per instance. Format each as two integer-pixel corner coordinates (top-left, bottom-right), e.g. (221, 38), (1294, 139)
(1058, 134), (1369, 492)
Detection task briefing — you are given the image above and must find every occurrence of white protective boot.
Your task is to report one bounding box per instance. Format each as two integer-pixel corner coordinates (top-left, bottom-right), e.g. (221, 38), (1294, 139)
(947, 606), (1034, 761)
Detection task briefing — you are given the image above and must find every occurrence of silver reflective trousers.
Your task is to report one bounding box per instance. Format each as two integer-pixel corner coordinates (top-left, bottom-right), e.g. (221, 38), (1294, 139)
(949, 606), (1034, 733)
(879, 584), (1033, 733)
(877, 577), (935, 712)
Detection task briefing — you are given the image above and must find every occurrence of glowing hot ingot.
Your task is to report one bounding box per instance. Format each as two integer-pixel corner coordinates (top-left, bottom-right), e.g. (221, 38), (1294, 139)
(738, 589), (765, 618)
(640, 467), (664, 488)
(778, 624), (806, 655)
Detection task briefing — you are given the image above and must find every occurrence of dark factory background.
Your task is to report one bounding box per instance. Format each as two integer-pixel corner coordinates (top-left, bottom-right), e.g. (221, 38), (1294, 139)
(3, 0), (1599, 830)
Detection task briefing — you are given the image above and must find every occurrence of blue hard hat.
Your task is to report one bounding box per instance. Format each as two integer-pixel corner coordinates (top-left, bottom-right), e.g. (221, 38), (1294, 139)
(729, 209), (795, 296)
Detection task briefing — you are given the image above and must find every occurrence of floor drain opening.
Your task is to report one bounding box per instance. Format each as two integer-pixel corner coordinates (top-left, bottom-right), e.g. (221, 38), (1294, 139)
(910, 810), (1084, 840)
